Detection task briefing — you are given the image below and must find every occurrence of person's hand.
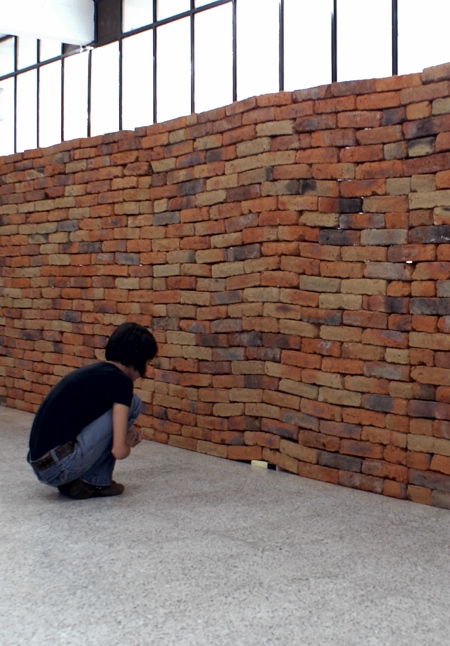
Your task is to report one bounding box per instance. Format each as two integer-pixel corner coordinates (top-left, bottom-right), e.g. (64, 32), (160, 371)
(126, 427), (142, 448)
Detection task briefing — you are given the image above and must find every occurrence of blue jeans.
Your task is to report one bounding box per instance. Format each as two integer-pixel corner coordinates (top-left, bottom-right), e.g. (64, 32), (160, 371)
(28, 394), (142, 488)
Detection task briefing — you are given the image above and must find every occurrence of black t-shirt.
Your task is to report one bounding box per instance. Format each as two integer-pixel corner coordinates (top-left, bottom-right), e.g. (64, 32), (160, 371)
(28, 362), (133, 460)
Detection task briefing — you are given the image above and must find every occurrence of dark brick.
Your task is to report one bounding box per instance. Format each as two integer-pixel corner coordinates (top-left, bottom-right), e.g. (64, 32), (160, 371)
(178, 179), (205, 196)
(229, 417), (261, 431)
(411, 298), (450, 316)
(246, 347), (281, 361)
(409, 468), (450, 492)
(79, 242), (102, 253)
(362, 394), (394, 413)
(116, 252), (140, 265)
(229, 331), (263, 347)
(261, 419), (298, 441)
(412, 384), (436, 401)
(408, 400), (450, 419)
(403, 117), (437, 140)
(153, 212), (180, 226)
(198, 334), (228, 348)
(301, 309), (342, 326)
(318, 230), (361, 246)
(262, 333), (300, 349)
(299, 179), (317, 194)
(152, 318), (179, 330)
(294, 114), (336, 132)
(61, 311), (81, 323)
(365, 296), (409, 314)
(382, 107), (406, 126)
(227, 244), (261, 261)
(212, 291), (241, 305)
(431, 490), (450, 509)
(244, 375), (279, 390)
(318, 451), (362, 472)
(282, 409), (319, 432)
(339, 198), (363, 213)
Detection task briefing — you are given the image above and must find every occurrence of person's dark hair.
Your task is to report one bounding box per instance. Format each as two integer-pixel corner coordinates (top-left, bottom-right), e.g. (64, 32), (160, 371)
(105, 322), (158, 377)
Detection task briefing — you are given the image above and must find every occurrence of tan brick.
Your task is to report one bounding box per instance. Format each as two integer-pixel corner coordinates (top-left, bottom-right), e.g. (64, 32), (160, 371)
(280, 439), (318, 464)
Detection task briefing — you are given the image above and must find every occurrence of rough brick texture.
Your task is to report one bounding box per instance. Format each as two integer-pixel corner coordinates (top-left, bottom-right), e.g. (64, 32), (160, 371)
(2, 65), (450, 509)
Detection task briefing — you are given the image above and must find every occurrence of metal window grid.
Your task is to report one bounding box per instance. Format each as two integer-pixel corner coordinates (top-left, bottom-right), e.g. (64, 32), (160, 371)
(0, 0), (400, 154)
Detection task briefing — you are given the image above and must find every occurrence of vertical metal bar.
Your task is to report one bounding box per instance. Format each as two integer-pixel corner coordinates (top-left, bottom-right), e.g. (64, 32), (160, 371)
(279, 0), (284, 91)
(153, 0), (158, 122)
(119, 10), (123, 130)
(87, 48), (92, 137)
(36, 40), (40, 148)
(61, 49), (65, 143)
(232, 0), (237, 102)
(191, 0), (195, 114)
(331, 0), (337, 82)
(13, 37), (17, 153)
(392, 0), (398, 75)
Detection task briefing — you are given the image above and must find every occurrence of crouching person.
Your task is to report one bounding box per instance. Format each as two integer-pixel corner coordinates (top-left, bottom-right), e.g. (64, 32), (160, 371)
(27, 322), (158, 500)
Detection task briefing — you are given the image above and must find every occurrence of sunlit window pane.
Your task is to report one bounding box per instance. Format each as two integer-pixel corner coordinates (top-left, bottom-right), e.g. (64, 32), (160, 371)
(195, 5), (232, 113)
(0, 78), (15, 155)
(122, 31), (154, 129)
(237, 0), (279, 100)
(284, 0), (332, 91)
(337, 0), (391, 82)
(39, 61), (62, 148)
(398, 0), (450, 75)
(63, 51), (89, 141)
(195, 0), (214, 6)
(91, 42), (119, 136)
(17, 36), (37, 70)
(157, 0), (189, 20)
(123, 0), (153, 32)
(0, 38), (15, 76)
(157, 18), (190, 122)
(40, 39), (62, 62)
(17, 71), (37, 152)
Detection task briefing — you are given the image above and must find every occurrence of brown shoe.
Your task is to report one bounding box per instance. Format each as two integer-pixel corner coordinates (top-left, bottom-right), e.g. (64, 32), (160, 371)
(58, 479), (124, 499)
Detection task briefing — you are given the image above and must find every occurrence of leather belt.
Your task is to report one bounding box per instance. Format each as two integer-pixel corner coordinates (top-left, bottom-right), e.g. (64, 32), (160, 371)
(30, 441), (76, 472)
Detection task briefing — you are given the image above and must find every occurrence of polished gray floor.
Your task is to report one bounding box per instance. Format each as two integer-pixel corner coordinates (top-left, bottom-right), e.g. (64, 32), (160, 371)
(1, 404), (450, 646)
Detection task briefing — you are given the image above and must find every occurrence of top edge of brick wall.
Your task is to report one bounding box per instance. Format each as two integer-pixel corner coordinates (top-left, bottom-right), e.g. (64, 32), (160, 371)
(1, 62), (450, 164)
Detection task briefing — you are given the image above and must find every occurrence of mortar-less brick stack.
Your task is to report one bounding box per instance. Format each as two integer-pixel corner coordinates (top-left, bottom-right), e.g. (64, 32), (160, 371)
(2, 63), (450, 508)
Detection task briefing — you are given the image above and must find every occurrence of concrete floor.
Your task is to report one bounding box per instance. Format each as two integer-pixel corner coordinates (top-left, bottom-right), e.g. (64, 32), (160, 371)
(1, 404), (450, 646)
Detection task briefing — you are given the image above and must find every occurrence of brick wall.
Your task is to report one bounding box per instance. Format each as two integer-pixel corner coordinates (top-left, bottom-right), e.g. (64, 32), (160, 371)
(2, 62), (450, 508)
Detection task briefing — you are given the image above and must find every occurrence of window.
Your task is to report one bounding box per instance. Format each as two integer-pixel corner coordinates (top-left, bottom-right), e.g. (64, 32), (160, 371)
(2, 1), (450, 155)
(63, 51), (89, 141)
(398, 0), (450, 75)
(157, 0), (190, 21)
(40, 40), (62, 62)
(237, 0), (279, 100)
(0, 38), (15, 76)
(91, 42), (120, 136)
(17, 70), (37, 151)
(157, 17), (191, 122)
(17, 36), (38, 70)
(195, 4), (233, 113)
(122, 31), (154, 129)
(337, 0), (392, 82)
(284, 0), (332, 91)
(39, 61), (62, 148)
(0, 78), (15, 156)
(123, 0), (153, 33)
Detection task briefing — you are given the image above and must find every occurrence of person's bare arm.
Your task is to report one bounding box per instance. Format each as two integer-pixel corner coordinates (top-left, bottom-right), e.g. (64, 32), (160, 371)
(111, 403), (142, 461)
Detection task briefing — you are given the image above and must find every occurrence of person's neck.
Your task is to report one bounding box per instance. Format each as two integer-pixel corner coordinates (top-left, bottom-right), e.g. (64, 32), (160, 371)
(108, 361), (140, 383)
